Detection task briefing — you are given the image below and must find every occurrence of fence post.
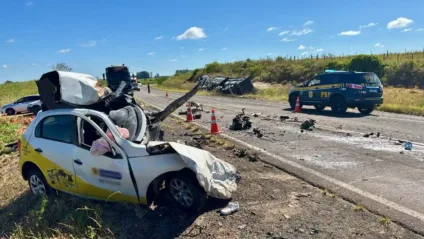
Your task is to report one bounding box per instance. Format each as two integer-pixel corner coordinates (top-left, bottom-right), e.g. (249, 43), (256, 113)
(294, 56), (296, 61)
(311, 55), (313, 60)
(323, 55), (326, 62)
(386, 50), (389, 58)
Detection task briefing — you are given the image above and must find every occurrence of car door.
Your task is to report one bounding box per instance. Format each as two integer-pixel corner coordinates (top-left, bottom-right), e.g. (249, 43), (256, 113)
(72, 116), (139, 203)
(302, 76), (321, 103)
(14, 97), (28, 112)
(30, 115), (79, 194)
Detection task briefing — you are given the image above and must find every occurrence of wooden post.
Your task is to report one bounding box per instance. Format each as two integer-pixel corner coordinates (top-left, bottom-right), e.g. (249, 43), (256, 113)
(324, 55), (326, 62)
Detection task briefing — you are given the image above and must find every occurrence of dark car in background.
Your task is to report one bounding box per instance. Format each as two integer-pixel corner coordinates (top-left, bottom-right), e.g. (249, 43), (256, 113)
(289, 70), (384, 115)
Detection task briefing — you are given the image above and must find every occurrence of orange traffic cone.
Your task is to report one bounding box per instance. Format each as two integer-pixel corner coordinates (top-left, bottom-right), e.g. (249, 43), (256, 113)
(294, 96), (301, 113)
(186, 102), (194, 122)
(210, 108), (221, 134)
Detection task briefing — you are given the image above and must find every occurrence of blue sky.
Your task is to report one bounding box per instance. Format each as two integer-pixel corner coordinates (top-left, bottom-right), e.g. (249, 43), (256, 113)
(1, 0), (424, 82)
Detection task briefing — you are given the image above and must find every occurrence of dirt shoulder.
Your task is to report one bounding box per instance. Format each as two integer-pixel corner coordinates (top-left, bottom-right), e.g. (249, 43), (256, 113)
(0, 113), (422, 239)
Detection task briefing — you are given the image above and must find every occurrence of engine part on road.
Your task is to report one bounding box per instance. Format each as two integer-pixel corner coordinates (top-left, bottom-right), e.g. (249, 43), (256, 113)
(233, 149), (248, 158)
(253, 128), (263, 138)
(229, 108), (252, 131)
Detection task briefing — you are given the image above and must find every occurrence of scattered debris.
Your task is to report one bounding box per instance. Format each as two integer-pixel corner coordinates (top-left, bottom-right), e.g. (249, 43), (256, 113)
(185, 135), (206, 149)
(400, 151), (405, 154)
(404, 142), (413, 151)
(229, 108), (252, 131)
(295, 192), (311, 198)
(279, 116), (290, 121)
(394, 142), (402, 146)
(247, 153), (260, 162)
(346, 133), (352, 137)
(253, 128), (263, 138)
(376, 132), (381, 137)
(310, 228), (320, 235)
(234, 149), (248, 158)
(220, 201), (240, 216)
(251, 112), (262, 117)
(293, 117), (299, 122)
(238, 224), (247, 230)
(300, 119), (316, 131)
(4, 141), (18, 151)
(193, 114), (202, 119)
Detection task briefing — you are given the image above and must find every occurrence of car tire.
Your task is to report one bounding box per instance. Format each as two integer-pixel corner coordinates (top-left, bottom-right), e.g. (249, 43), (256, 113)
(28, 168), (51, 196)
(166, 173), (207, 213)
(289, 95), (299, 110)
(330, 95), (347, 113)
(358, 105), (375, 115)
(5, 108), (15, 115)
(314, 105), (326, 112)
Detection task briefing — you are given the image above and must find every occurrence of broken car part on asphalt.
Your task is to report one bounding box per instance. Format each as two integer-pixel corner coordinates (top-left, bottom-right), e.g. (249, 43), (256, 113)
(229, 108), (252, 131)
(300, 119), (316, 131)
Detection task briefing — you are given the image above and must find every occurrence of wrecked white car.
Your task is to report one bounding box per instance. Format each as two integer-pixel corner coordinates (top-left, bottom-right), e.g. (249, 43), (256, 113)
(18, 70), (238, 212)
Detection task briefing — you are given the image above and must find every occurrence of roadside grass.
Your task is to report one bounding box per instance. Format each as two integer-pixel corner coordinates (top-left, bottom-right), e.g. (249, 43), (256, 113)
(0, 81), (38, 107)
(0, 115), (33, 154)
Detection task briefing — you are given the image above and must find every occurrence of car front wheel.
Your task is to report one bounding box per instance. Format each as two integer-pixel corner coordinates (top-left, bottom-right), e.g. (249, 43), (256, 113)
(358, 105), (375, 115)
(28, 168), (51, 196)
(330, 95), (347, 113)
(5, 108), (15, 115)
(167, 173), (207, 213)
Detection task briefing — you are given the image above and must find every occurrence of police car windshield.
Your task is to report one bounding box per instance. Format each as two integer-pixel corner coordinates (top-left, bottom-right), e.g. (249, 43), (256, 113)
(354, 73), (381, 85)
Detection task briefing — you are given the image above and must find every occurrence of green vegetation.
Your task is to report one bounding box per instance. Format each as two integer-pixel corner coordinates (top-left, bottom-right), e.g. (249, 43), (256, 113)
(0, 81), (38, 108)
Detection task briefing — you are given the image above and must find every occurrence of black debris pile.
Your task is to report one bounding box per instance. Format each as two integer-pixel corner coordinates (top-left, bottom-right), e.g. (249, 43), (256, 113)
(193, 114), (202, 119)
(185, 135), (206, 149)
(229, 108), (252, 131)
(251, 112), (262, 117)
(363, 132), (374, 138)
(300, 119), (316, 131)
(199, 75), (254, 95)
(253, 128), (263, 138)
(233, 149), (248, 158)
(233, 148), (259, 162)
(280, 116), (290, 121)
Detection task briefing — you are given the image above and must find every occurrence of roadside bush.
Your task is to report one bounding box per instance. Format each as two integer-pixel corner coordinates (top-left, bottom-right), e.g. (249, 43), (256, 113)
(205, 62), (222, 73)
(385, 61), (424, 88)
(326, 61), (347, 70)
(348, 55), (385, 77)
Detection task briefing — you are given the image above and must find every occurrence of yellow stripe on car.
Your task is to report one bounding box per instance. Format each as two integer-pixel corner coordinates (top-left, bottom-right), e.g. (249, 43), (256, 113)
(293, 83), (343, 91)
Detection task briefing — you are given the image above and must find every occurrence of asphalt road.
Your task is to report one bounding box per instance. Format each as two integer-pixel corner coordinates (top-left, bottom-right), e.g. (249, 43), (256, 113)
(136, 87), (424, 233)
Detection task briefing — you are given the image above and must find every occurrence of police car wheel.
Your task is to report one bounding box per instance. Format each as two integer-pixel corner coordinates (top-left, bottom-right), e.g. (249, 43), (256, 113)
(314, 105), (325, 112)
(289, 95), (298, 109)
(358, 106), (374, 115)
(330, 95), (347, 113)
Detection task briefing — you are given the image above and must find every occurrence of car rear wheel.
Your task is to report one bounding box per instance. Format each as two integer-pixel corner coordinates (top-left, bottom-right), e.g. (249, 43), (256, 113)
(330, 95), (347, 113)
(358, 105), (375, 115)
(167, 173), (207, 213)
(28, 168), (51, 196)
(314, 105), (326, 112)
(5, 108), (15, 115)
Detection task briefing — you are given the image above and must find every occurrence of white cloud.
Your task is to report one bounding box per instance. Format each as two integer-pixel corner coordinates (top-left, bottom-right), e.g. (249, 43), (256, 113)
(291, 28), (312, 36)
(198, 48), (206, 51)
(300, 52), (309, 56)
(298, 45), (306, 50)
(169, 59), (178, 62)
(26, 2), (33, 6)
(359, 22), (378, 29)
(267, 27), (277, 32)
(281, 38), (296, 42)
(338, 30), (361, 36)
(416, 28), (424, 32)
(315, 48), (324, 52)
(57, 48), (70, 53)
(1, 65), (7, 69)
(221, 47), (228, 51)
(154, 36), (163, 40)
(6, 38), (14, 43)
(374, 43), (384, 48)
(403, 28), (413, 32)
(278, 31), (290, 36)
(147, 52), (156, 56)
(387, 17), (413, 29)
(304, 21), (314, 26)
(31, 63), (38, 66)
(177, 27), (207, 40)
(80, 40), (96, 47)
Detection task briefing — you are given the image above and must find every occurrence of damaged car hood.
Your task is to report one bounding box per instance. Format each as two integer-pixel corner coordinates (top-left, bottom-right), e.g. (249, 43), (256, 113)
(147, 141), (238, 199)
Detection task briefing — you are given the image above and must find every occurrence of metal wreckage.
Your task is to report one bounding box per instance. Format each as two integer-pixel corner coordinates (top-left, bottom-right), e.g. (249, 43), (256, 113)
(21, 69), (239, 212)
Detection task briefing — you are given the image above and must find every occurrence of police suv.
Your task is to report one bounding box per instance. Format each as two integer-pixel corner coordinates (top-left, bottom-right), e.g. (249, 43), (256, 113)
(289, 70), (384, 115)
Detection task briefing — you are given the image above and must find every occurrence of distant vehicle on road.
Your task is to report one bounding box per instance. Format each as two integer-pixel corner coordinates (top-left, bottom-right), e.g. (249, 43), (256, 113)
(289, 70), (384, 115)
(131, 77), (140, 91)
(1, 95), (41, 115)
